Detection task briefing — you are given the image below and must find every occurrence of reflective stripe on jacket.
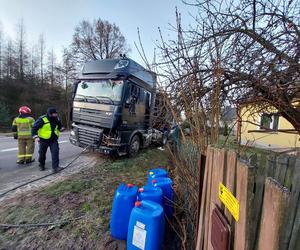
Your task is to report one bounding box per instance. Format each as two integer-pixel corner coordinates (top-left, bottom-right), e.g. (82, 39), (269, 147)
(12, 117), (35, 139)
(38, 116), (60, 139)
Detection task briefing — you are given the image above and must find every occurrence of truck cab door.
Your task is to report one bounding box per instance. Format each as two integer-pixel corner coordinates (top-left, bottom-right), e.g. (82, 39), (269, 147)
(144, 91), (151, 129)
(123, 83), (138, 129)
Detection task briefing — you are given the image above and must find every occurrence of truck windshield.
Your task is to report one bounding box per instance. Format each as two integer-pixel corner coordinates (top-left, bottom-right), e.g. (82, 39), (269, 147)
(75, 80), (124, 103)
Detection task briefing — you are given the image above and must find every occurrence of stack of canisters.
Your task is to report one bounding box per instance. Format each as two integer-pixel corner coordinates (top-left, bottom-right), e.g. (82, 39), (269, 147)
(110, 168), (174, 250)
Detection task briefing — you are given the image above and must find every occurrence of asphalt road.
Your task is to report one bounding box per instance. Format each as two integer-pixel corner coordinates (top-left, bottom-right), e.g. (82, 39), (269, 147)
(0, 132), (82, 173)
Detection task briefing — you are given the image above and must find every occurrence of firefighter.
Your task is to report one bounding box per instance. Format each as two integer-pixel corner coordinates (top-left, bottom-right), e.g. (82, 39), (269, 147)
(12, 106), (35, 164)
(32, 107), (64, 173)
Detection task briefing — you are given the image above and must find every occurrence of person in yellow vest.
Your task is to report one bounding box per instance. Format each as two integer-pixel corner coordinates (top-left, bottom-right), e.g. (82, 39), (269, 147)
(32, 107), (63, 173)
(12, 106), (35, 164)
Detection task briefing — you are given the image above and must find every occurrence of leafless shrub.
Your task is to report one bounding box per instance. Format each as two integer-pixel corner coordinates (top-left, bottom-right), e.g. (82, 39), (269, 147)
(155, 0), (300, 247)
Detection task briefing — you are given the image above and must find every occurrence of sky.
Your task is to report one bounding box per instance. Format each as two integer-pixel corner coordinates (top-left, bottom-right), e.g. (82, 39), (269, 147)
(0, 0), (196, 65)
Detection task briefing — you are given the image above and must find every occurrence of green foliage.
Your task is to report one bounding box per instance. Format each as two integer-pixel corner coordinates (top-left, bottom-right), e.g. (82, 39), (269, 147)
(223, 122), (229, 136)
(81, 203), (92, 213)
(0, 79), (72, 132)
(0, 149), (169, 248)
(0, 204), (42, 224)
(41, 179), (94, 197)
(181, 121), (190, 129)
(0, 102), (11, 131)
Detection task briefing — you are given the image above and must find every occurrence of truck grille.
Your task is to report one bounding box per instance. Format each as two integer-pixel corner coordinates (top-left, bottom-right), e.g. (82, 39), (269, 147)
(73, 108), (113, 128)
(77, 126), (103, 147)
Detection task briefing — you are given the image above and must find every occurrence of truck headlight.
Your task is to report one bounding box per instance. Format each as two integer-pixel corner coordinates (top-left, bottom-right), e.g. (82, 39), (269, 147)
(70, 130), (75, 136)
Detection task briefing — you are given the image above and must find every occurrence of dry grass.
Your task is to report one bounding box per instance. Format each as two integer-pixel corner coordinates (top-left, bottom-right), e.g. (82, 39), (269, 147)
(0, 148), (169, 250)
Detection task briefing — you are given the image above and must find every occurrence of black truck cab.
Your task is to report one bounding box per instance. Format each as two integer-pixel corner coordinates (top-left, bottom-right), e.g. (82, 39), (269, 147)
(69, 57), (160, 156)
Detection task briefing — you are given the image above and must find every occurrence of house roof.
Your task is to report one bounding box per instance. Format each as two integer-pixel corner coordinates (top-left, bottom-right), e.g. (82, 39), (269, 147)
(221, 106), (237, 121)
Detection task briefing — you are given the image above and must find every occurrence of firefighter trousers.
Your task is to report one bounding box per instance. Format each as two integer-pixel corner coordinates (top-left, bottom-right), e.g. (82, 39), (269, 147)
(18, 138), (35, 162)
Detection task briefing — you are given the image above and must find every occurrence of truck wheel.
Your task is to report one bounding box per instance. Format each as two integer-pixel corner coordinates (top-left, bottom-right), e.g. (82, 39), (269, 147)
(128, 135), (140, 157)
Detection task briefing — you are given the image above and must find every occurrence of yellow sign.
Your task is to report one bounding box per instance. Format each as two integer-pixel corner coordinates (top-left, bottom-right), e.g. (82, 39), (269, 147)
(219, 183), (239, 222)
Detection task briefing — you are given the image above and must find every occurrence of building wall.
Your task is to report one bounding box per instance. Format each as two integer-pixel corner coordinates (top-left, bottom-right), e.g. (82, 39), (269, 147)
(240, 105), (300, 148)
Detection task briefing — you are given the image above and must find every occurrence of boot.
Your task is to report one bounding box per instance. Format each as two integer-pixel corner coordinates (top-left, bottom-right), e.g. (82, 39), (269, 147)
(17, 159), (25, 164)
(25, 158), (35, 164)
(52, 166), (63, 174)
(39, 164), (45, 171)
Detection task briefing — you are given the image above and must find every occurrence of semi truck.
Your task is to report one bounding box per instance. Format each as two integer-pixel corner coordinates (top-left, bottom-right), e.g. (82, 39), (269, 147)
(69, 57), (167, 156)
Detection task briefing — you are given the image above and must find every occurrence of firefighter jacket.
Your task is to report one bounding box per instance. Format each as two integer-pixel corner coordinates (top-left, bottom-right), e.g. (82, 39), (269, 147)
(12, 114), (35, 139)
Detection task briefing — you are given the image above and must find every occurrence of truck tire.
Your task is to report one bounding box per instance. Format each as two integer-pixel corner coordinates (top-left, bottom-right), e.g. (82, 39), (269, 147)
(128, 135), (140, 157)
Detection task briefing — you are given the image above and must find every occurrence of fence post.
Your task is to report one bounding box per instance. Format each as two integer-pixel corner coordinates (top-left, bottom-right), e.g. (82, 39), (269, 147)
(257, 177), (291, 250)
(234, 160), (255, 250)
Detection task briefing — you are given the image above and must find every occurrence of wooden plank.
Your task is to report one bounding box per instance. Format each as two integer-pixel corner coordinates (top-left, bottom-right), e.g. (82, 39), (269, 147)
(196, 154), (206, 235)
(202, 146), (215, 250)
(267, 153), (277, 178)
(275, 154), (289, 186)
(279, 156), (297, 250)
(234, 160), (255, 250)
(287, 158), (300, 250)
(284, 156), (296, 191)
(251, 153), (269, 250)
(258, 177), (291, 250)
(195, 149), (211, 250)
(223, 150), (237, 249)
(247, 153), (259, 250)
(288, 198), (300, 250)
(207, 148), (226, 250)
(224, 150), (237, 223)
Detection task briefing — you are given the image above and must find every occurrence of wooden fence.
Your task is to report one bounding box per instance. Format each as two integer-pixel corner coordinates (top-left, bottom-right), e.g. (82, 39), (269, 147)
(195, 146), (300, 250)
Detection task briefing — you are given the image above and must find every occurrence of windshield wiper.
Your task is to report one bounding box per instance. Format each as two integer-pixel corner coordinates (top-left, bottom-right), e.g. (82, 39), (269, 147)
(75, 94), (114, 104)
(95, 96), (114, 104)
(74, 94), (87, 102)
(75, 94), (100, 103)
(86, 95), (100, 103)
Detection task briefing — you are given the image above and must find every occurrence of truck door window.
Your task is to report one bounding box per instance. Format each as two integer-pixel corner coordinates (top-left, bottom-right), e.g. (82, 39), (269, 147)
(139, 89), (145, 103)
(145, 92), (151, 108)
(129, 85), (139, 115)
(131, 85), (140, 102)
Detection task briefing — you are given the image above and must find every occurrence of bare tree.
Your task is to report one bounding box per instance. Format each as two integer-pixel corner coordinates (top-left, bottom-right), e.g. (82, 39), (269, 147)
(159, 0), (300, 135)
(71, 18), (130, 62)
(15, 19), (27, 80)
(47, 48), (57, 86)
(29, 44), (39, 79)
(57, 48), (77, 128)
(155, 2), (300, 247)
(4, 39), (14, 78)
(189, 0), (300, 132)
(38, 34), (45, 84)
(0, 20), (79, 130)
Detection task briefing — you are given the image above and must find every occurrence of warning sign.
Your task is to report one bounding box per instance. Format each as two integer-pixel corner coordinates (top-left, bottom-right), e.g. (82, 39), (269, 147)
(219, 183), (239, 222)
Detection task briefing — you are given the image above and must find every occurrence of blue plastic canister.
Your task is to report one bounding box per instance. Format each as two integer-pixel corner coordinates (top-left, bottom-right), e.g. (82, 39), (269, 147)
(147, 168), (168, 185)
(127, 200), (165, 250)
(110, 183), (138, 240)
(138, 185), (163, 206)
(152, 177), (174, 217)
